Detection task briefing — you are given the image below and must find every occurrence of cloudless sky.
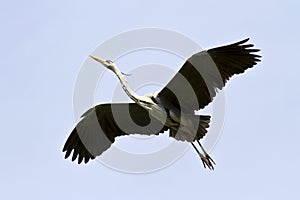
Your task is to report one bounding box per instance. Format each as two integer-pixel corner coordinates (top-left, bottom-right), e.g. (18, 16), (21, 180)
(1, 0), (300, 199)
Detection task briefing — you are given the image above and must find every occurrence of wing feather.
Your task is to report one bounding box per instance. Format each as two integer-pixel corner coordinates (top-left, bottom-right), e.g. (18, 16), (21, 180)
(156, 38), (261, 112)
(62, 103), (168, 164)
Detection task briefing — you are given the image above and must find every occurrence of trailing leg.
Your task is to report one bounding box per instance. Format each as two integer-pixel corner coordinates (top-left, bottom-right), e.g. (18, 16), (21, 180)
(191, 142), (215, 170)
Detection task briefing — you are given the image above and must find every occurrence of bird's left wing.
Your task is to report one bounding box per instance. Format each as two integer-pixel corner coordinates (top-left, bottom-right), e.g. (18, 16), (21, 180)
(62, 103), (168, 164)
(156, 38), (261, 113)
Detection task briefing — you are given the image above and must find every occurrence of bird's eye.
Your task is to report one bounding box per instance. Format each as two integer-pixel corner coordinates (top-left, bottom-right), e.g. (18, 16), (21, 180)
(106, 60), (113, 64)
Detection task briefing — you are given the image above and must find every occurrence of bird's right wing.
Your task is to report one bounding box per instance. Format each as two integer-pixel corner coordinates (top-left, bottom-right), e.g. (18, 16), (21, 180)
(62, 103), (168, 164)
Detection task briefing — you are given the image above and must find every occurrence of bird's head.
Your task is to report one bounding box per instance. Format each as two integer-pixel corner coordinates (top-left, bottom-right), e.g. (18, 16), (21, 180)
(89, 55), (116, 71)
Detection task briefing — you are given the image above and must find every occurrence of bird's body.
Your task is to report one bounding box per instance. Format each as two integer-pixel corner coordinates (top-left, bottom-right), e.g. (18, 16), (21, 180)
(63, 38), (261, 170)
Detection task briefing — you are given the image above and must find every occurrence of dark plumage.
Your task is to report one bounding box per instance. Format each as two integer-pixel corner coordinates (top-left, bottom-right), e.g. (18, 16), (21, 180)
(63, 38), (261, 169)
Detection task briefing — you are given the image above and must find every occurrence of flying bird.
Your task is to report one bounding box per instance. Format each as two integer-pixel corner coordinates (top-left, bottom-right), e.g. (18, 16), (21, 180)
(62, 38), (261, 170)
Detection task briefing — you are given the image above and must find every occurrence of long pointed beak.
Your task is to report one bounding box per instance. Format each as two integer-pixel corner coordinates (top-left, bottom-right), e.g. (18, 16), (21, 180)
(89, 55), (106, 65)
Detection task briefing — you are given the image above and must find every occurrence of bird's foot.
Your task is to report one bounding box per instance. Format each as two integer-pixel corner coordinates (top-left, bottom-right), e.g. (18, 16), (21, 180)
(200, 153), (216, 170)
(191, 142), (216, 170)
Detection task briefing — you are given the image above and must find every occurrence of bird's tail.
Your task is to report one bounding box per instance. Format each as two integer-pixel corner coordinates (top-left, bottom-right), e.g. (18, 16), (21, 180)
(170, 115), (211, 142)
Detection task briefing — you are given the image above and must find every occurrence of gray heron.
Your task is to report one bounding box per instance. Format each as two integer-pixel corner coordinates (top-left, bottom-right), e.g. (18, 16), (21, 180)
(63, 38), (261, 170)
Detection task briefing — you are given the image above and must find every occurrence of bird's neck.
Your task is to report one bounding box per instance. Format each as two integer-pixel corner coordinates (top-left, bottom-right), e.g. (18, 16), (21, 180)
(113, 67), (141, 103)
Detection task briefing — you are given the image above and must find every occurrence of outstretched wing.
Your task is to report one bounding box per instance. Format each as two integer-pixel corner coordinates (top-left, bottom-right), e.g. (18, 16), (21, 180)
(156, 38), (261, 113)
(62, 103), (168, 164)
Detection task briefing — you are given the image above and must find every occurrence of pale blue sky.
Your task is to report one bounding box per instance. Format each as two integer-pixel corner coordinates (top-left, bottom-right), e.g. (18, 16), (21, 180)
(1, 0), (300, 199)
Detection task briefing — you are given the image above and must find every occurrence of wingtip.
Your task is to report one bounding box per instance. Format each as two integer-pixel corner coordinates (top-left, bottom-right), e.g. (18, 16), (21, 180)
(78, 157), (83, 164)
(236, 38), (250, 45)
(64, 149), (72, 159)
(242, 38), (250, 42)
(238, 38), (250, 45)
(62, 145), (67, 152)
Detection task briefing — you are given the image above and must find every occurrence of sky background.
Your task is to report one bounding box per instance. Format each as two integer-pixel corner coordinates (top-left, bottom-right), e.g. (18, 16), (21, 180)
(1, 0), (300, 199)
